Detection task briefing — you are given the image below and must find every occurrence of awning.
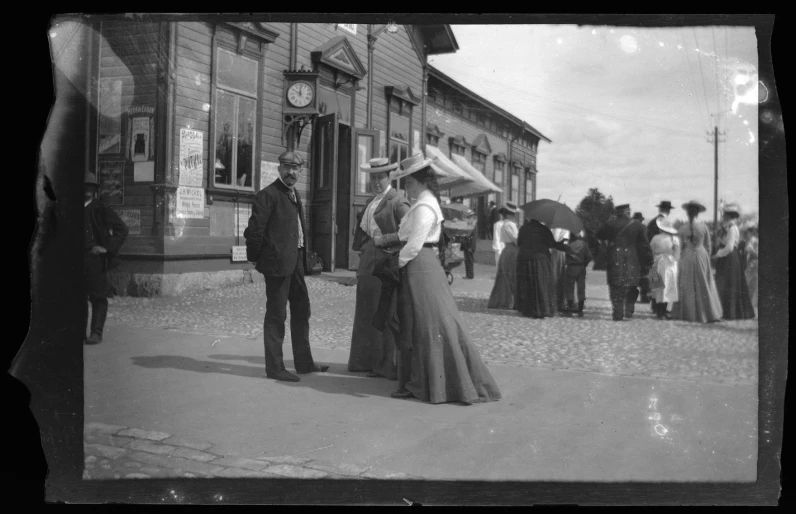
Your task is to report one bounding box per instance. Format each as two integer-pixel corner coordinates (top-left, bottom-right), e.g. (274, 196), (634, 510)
(424, 145), (474, 189)
(449, 154), (503, 198)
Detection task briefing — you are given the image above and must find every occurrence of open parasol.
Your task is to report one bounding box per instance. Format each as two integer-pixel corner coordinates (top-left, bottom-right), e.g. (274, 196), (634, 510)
(519, 199), (583, 234)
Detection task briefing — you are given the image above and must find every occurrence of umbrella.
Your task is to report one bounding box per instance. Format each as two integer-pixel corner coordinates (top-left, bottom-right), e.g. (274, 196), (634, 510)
(519, 199), (583, 234)
(441, 201), (475, 221)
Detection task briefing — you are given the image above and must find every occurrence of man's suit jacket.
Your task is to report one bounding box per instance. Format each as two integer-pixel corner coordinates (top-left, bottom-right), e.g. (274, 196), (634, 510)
(647, 214), (664, 241)
(244, 179), (309, 277)
(596, 217), (653, 287)
(86, 198), (129, 269)
(351, 188), (410, 252)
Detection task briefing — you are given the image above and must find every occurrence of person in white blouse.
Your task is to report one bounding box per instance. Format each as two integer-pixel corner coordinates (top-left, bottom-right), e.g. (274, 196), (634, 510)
(712, 203), (755, 320)
(487, 202), (519, 310)
(373, 153), (502, 404)
(492, 211), (506, 266)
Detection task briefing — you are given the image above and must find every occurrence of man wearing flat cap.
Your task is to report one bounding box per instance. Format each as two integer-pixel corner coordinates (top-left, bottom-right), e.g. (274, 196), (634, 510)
(347, 157), (411, 380)
(596, 203), (654, 321)
(244, 150), (328, 382)
(646, 200), (673, 310)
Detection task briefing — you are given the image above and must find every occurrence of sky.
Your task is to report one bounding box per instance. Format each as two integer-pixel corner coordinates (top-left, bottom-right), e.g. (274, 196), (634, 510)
(428, 24), (760, 223)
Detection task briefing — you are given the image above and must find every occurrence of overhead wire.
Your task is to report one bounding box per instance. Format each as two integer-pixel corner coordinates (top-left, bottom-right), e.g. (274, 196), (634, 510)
(678, 28), (711, 133)
(692, 27), (715, 128)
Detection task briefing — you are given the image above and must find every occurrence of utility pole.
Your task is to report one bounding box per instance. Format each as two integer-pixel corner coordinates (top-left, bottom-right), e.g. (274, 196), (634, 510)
(706, 125), (726, 236)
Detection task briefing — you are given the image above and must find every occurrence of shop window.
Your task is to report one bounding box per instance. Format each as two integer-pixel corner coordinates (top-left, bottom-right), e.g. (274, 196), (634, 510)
(525, 170), (534, 203)
(493, 160), (505, 185)
(213, 48), (258, 190)
(451, 143), (467, 158)
(472, 151), (487, 170)
(389, 107), (411, 191)
(510, 167), (520, 205)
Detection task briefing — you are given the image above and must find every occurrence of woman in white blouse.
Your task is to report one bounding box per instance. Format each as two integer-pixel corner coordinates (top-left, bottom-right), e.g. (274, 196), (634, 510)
(712, 203), (755, 320)
(374, 153), (502, 404)
(649, 217), (681, 320)
(487, 202), (520, 309)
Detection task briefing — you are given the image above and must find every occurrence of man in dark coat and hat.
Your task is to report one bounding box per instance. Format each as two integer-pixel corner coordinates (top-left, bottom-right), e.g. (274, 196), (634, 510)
(632, 212), (651, 302)
(244, 150), (329, 382)
(84, 171), (129, 345)
(596, 204), (654, 321)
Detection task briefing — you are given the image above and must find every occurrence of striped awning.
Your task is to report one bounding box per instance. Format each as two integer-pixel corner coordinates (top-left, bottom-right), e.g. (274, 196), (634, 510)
(424, 145), (475, 189)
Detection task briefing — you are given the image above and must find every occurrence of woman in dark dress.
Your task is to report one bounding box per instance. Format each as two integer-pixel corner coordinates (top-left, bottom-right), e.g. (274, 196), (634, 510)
(375, 153), (502, 404)
(516, 218), (572, 319)
(712, 203), (755, 320)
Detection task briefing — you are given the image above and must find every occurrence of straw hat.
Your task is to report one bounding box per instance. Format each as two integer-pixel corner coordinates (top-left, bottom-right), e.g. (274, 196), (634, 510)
(722, 202), (742, 217)
(360, 157), (398, 174)
(500, 201), (518, 215)
(681, 200), (706, 212)
(656, 217), (678, 235)
(390, 152), (434, 182)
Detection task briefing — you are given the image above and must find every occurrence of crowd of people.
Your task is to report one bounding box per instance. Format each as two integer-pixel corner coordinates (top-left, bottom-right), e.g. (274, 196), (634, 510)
(85, 147), (758, 408)
(481, 197), (758, 324)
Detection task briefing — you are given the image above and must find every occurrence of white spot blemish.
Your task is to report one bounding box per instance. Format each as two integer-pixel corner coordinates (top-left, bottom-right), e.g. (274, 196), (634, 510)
(659, 42), (665, 47)
(50, 31), (57, 38)
(557, 38), (563, 44)
(620, 35), (638, 53)
(677, 44), (683, 49)
(654, 424), (668, 436)
(203, 103), (210, 112)
(592, 29), (597, 35)
(195, 74), (202, 86)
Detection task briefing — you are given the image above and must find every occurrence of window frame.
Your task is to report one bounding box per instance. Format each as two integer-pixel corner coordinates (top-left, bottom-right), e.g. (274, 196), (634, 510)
(525, 169), (535, 204)
(210, 43), (263, 193)
(493, 158), (505, 185)
(510, 165), (520, 205)
(387, 96), (413, 191)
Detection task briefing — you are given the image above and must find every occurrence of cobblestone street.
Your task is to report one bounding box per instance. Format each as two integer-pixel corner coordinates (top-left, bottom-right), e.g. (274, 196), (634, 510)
(85, 262), (759, 482)
(106, 263), (758, 385)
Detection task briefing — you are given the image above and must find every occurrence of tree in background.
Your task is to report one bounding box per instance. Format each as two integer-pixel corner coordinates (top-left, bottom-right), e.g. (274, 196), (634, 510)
(576, 188), (615, 271)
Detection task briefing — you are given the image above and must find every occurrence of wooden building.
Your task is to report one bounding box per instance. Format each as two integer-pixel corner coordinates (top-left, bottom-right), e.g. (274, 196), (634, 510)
(425, 65), (551, 240)
(78, 19), (457, 294)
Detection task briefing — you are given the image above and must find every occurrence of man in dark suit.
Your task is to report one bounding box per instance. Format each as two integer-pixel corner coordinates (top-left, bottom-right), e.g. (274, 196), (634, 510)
(596, 204), (654, 321)
(244, 150), (328, 382)
(84, 172), (129, 345)
(632, 212), (651, 303)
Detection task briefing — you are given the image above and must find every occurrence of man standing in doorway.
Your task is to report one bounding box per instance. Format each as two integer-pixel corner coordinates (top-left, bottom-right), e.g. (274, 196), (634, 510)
(596, 204), (653, 321)
(84, 172), (129, 345)
(244, 150), (328, 382)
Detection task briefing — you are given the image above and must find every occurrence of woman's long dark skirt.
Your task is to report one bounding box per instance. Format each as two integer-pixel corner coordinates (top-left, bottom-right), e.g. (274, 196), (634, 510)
(516, 252), (557, 318)
(715, 248), (756, 320)
(400, 248), (502, 404)
(348, 240), (397, 378)
(488, 242), (519, 309)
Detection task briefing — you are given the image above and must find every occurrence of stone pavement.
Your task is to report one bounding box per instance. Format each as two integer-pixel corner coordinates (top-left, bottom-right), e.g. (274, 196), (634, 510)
(83, 422), (414, 480)
(85, 261), (758, 481)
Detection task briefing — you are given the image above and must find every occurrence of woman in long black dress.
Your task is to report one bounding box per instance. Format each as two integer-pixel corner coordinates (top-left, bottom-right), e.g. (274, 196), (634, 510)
(375, 153), (502, 404)
(712, 203), (755, 320)
(516, 218), (571, 319)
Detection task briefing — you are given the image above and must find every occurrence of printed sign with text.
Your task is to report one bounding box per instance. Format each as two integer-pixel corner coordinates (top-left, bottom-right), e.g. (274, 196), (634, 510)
(114, 209), (141, 235)
(175, 186), (205, 219)
(179, 129), (204, 187)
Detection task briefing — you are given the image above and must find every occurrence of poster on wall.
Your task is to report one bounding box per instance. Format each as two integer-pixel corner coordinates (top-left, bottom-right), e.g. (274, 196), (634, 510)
(260, 161), (280, 190)
(114, 209), (141, 235)
(175, 186), (205, 219)
(98, 79), (122, 155)
(179, 129), (204, 187)
(98, 161), (124, 205)
(235, 204), (252, 238)
(130, 117), (150, 162)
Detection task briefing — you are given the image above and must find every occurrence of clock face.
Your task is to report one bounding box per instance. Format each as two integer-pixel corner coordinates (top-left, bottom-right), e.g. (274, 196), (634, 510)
(287, 81), (314, 108)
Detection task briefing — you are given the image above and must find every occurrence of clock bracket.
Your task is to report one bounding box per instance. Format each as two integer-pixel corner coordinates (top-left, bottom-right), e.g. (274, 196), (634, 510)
(282, 113), (317, 148)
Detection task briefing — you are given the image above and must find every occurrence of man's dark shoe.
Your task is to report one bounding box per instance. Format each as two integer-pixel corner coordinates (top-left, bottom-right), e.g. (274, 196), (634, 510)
(267, 370), (300, 382)
(85, 332), (103, 345)
(297, 364), (329, 374)
(612, 313), (624, 322)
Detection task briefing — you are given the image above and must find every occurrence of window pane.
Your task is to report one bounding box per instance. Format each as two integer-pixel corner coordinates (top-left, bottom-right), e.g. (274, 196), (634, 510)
(217, 48), (258, 96)
(494, 167), (503, 184)
(236, 97), (255, 188)
(214, 90), (236, 186)
(390, 113), (409, 143)
(357, 135), (374, 194)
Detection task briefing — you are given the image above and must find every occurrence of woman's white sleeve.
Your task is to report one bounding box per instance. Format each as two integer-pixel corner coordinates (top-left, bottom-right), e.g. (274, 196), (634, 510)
(503, 222), (518, 244)
(398, 205), (436, 268)
(715, 225), (739, 258)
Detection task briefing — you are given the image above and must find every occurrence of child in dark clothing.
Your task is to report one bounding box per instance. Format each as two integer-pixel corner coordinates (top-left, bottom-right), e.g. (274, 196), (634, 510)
(563, 232), (593, 317)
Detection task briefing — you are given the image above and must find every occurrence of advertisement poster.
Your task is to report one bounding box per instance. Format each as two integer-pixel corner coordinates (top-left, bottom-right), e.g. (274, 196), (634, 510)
(114, 209), (141, 235)
(175, 186), (205, 219)
(98, 161), (124, 205)
(98, 79), (122, 155)
(131, 117), (150, 162)
(236, 204), (252, 238)
(231, 246), (247, 262)
(260, 161), (280, 190)
(179, 129), (204, 187)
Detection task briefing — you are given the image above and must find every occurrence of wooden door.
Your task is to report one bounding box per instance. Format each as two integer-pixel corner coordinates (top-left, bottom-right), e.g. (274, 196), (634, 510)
(335, 123), (351, 270)
(310, 113), (338, 272)
(348, 128), (381, 270)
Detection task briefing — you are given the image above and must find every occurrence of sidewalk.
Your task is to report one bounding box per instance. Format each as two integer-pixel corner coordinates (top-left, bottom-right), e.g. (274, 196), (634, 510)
(85, 320), (757, 481)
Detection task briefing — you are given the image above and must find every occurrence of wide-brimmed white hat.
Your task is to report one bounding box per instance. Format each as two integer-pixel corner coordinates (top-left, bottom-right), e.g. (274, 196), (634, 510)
(722, 202), (742, 216)
(500, 201), (518, 215)
(360, 157), (398, 174)
(390, 152), (434, 182)
(656, 217), (678, 234)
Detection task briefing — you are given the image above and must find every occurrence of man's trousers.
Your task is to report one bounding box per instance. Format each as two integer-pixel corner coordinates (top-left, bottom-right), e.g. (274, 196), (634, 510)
(565, 265), (587, 303)
(608, 283), (640, 320)
(263, 249), (316, 375)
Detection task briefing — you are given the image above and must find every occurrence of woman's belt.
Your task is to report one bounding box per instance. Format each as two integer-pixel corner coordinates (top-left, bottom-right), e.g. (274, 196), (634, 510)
(423, 242), (437, 248)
